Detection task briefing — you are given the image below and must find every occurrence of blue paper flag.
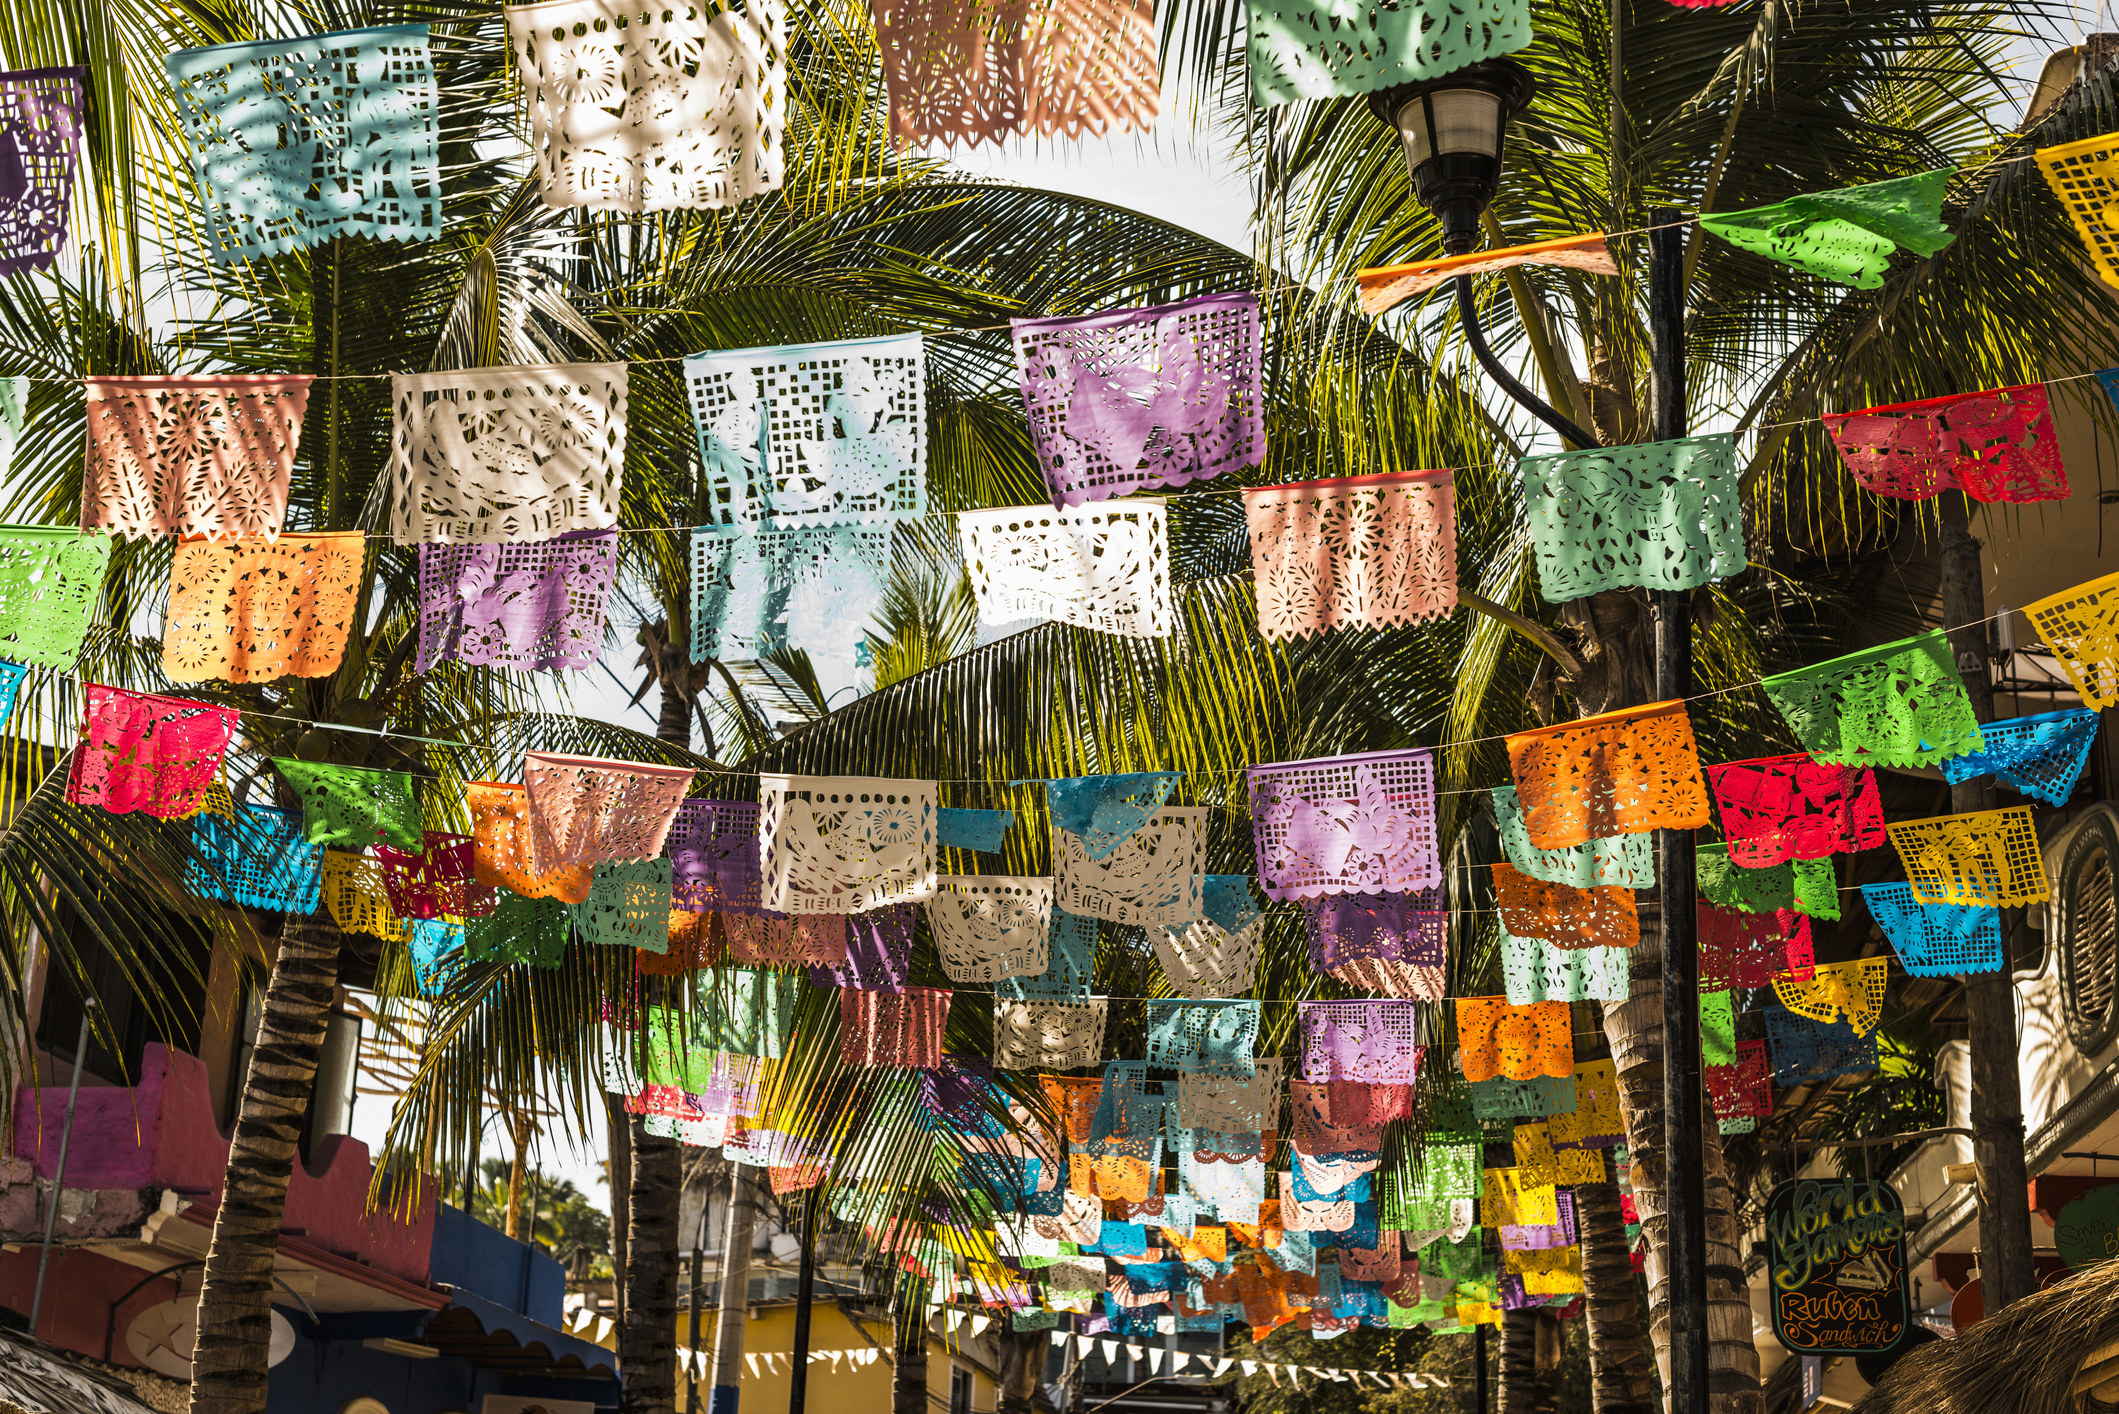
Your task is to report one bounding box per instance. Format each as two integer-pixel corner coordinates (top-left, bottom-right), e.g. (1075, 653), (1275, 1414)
(1862, 882), (2004, 977)
(938, 807), (1014, 852)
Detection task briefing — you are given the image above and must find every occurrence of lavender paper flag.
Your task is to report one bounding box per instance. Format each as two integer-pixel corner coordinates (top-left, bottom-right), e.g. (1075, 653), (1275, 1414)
(1500, 1189), (1577, 1251)
(417, 529), (618, 674)
(1247, 748), (1442, 901)
(1012, 292), (1265, 507)
(667, 799), (765, 916)
(0, 69), (84, 278)
(808, 904), (914, 992)
(1299, 888), (1446, 970)
(1298, 999), (1423, 1085)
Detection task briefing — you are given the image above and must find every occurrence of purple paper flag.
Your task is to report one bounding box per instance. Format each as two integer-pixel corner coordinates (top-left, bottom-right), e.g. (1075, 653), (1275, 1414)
(667, 799), (764, 916)
(808, 904), (914, 992)
(1247, 748), (1441, 901)
(0, 69), (84, 278)
(1012, 292), (1264, 507)
(1298, 1000), (1423, 1085)
(416, 529), (618, 674)
(1300, 889), (1446, 970)
(1500, 1190), (1577, 1252)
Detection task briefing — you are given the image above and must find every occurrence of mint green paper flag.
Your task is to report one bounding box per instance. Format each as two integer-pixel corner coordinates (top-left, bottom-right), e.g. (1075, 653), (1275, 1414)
(1699, 169), (1957, 288)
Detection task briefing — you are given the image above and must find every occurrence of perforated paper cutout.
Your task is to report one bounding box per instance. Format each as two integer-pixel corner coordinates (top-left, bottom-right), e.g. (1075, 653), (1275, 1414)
(1297, 1000), (1421, 1085)
(1887, 805), (2049, 907)
(83, 376), (310, 543)
(188, 804), (324, 912)
(1482, 1167), (1559, 1228)
(1176, 1057), (1282, 1133)
(1469, 1075), (1575, 1124)
(508, 0), (783, 211)
(321, 852), (408, 941)
(684, 334), (922, 526)
(666, 798), (761, 915)
(1246, 0), (1528, 104)
(1504, 699), (1711, 849)
(1697, 904), (1813, 992)
(959, 501), (1172, 638)
(1823, 384), (2067, 503)
(1706, 754), (1884, 867)
(390, 363), (627, 544)
(995, 997), (1107, 1070)
(1861, 881), (2002, 977)
(1697, 847), (1840, 920)
(2028, 571), (2119, 711)
(1492, 784), (1653, 891)
(999, 907), (1096, 1001)
(1760, 630), (1984, 769)
(1940, 708), (2101, 807)
(166, 27), (440, 261)
(2040, 133), (2119, 291)
(1299, 889), (1445, 971)
(1491, 863), (1638, 951)
(1512, 1125), (1602, 1190)
(1013, 293), (1261, 506)
(571, 859), (675, 950)
(524, 751), (693, 871)
(1330, 957), (1447, 1000)
(939, 808), (1013, 853)
(1764, 1006), (1876, 1084)
(163, 531), (362, 683)
(0, 68), (83, 278)
(409, 918), (465, 996)
(926, 875), (1051, 982)
(1700, 989), (1737, 1066)
(1356, 233), (1619, 317)
(1247, 748), (1440, 900)
(1048, 772), (1179, 861)
(1456, 997), (1572, 1082)
(1706, 1038), (1772, 1123)
(417, 529), (617, 674)
(760, 773), (937, 914)
(1521, 434), (1745, 602)
(467, 891), (570, 967)
(1504, 1245), (1582, 1296)
(1156, 917), (1263, 999)
(700, 966), (803, 1057)
(68, 684), (238, 817)
(1145, 1000), (1260, 1073)
(725, 910), (848, 967)
(0, 526), (108, 669)
(872, 0), (1156, 145)
(271, 758), (421, 851)
(1243, 469), (1455, 640)
(1052, 809), (1204, 926)
(376, 831), (488, 919)
(842, 985), (950, 1067)
(689, 524), (892, 697)
(1698, 169), (1955, 289)
(1290, 1080), (1382, 1154)
(1547, 1060), (1622, 1150)
(1771, 957), (1887, 1034)
(468, 781), (594, 903)
(1500, 932), (1629, 1006)
(1380, 1141), (1480, 1230)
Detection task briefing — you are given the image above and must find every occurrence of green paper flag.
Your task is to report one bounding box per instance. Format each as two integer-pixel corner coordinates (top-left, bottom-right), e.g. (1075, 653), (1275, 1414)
(1700, 990), (1736, 1067)
(272, 757), (422, 851)
(570, 858), (673, 951)
(466, 892), (567, 968)
(700, 965), (800, 1059)
(1699, 169), (1957, 288)
(1696, 845), (1841, 920)
(1759, 630), (1985, 769)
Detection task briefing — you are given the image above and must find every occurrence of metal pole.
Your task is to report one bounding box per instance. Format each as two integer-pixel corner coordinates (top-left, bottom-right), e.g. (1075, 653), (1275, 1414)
(688, 1193), (710, 1412)
(30, 1010), (93, 1335)
(1473, 1321), (1487, 1412)
(788, 1187), (819, 1414)
(1647, 205), (1708, 1414)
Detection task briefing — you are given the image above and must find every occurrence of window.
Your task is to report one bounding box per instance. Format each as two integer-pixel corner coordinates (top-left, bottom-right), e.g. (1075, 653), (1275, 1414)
(949, 1365), (973, 1414)
(2061, 810), (2119, 1052)
(34, 893), (212, 1084)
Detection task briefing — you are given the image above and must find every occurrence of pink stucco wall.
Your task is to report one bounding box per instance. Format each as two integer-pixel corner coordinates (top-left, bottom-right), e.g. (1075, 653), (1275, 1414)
(13, 1044), (435, 1284)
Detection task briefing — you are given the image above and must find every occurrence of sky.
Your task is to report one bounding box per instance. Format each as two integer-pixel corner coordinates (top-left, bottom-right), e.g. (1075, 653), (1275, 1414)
(347, 11), (2099, 1212)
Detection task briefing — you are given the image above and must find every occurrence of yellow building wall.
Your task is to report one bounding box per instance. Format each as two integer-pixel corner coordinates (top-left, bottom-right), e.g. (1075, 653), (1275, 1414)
(670, 1303), (1002, 1414)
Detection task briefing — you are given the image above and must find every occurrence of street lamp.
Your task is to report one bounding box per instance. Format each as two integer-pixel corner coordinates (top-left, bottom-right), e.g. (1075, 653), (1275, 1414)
(1365, 59), (1598, 451)
(1367, 60), (1537, 257)
(1366, 58), (1712, 1414)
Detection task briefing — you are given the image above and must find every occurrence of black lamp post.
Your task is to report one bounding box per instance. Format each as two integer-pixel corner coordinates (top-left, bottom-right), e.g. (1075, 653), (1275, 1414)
(1368, 67), (1710, 1414)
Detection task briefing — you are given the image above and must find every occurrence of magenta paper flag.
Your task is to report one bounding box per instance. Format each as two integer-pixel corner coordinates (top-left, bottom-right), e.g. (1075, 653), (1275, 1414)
(1012, 292), (1264, 507)
(417, 529), (618, 674)
(67, 684), (238, 817)
(0, 68), (83, 277)
(1246, 748), (1440, 901)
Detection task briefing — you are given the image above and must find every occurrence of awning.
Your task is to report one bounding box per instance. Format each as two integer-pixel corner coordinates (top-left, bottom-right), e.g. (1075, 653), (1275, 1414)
(0, 1330), (161, 1414)
(416, 1287), (619, 1380)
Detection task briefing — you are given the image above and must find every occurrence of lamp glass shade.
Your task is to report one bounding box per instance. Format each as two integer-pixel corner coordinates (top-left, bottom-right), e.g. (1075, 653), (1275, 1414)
(1388, 87), (1506, 171)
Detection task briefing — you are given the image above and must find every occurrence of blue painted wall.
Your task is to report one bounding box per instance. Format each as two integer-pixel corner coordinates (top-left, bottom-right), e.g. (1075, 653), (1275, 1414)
(267, 1312), (617, 1414)
(428, 1203), (566, 1325)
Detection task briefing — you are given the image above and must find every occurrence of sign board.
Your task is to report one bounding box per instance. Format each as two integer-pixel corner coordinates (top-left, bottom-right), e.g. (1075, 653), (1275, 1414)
(1800, 1355), (1822, 1408)
(2055, 1183), (2119, 1270)
(1764, 1176), (1909, 1356)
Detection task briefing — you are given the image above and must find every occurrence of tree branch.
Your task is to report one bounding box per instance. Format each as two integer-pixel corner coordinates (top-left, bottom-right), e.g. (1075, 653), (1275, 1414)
(1459, 590), (1587, 680)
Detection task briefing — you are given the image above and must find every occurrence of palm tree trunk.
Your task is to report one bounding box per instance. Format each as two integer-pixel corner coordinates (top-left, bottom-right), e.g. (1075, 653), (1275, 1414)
(996, 1326), (1044, 1414)
(1500, 1305), (1540, 1414)
(622, 1114), (683, 1414)
(892, 1292), (929, 1414)
(505, 1110), (531, 1239)
(186, 913), (343, 1414)
(1602, 902), (1760, 1413)
(1575, 1175), (1656, 1412)
(707, 1167), (760, 1412)
(608, 1091), (632, 1328)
